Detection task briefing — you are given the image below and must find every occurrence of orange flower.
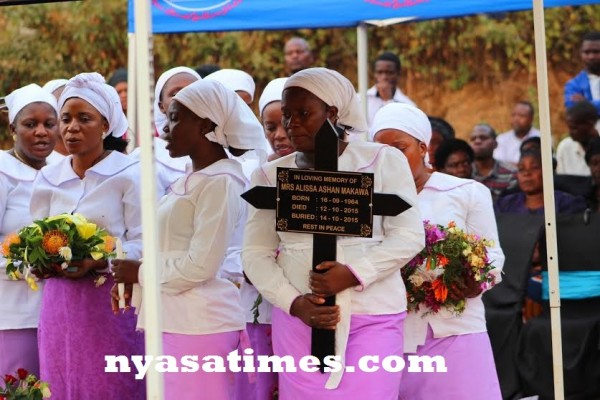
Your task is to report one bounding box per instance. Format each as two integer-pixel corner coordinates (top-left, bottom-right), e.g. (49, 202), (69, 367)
(42, 230), (68, 255)
(432, 278), (448, 303)
(437, 254), (449, 268)
(1, 233), (20, 256)
(448, 221), (456, 228)
(103, 236), (115, 253)
(425, 256), (433, 270)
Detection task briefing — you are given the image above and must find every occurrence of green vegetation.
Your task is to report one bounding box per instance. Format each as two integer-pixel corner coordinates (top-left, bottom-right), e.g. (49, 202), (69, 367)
(1, 2), (599, 143)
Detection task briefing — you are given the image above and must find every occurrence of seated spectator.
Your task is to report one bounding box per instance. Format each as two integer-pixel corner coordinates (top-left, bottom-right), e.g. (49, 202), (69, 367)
(585, 136), (600, 211)
(469, 123), (518, 201)
(556, 100), (599, 176)
(496, 150), (587, 214)
(428, 116), (455, 169)
(494, 101), (540, 165)
(434, 138), (474, 179)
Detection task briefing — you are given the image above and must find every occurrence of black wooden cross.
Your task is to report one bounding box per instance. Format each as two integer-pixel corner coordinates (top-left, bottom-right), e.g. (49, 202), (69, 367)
(242, 119), (411, 367)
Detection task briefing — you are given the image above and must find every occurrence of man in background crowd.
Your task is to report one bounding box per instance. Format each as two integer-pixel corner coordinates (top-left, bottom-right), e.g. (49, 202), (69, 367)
(494, 101), (540, 165)
(366, 51), (415, 127)
(469, 123), (518, 201)
(284, 37), (314, 75)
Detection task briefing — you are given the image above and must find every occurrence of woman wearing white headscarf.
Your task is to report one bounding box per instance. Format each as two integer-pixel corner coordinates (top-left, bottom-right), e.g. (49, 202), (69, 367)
(129, 66), (200, 197)
(259, 77), (294, 161)
(242, 68), (425, 398)
(205, 68), (256, 105)
(112, 79), (267, 400)
(30, 72), (144, 400)
(371, 103), (504, 400)
(43, 78), (70, 157)
(0, 84), (58, 377)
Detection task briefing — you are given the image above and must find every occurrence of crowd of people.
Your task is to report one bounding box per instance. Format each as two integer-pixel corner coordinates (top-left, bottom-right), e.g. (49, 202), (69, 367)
(0, 32), (599, 400)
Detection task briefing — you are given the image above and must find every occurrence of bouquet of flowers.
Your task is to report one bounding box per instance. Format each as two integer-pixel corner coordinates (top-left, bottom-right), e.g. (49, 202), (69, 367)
(402, 221), (497, 316)
(1, 213), (116, 288)
(0, 368), (51, 399)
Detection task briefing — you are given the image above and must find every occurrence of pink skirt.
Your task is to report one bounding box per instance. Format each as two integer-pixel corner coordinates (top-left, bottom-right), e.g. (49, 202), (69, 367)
(233, 323), (278, 400)
(163, 330), (240, 400)
(272, 307), (406, 400)
(0, 328), (39, 377)
(398, 325), (502, 400)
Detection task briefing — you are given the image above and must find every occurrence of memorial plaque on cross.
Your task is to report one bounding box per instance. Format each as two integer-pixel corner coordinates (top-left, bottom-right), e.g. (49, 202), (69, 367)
(242, 119), (411, 366)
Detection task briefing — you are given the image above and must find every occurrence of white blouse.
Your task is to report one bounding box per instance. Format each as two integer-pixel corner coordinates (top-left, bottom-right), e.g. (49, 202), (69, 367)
(0, 152), (43, 330)
(129, 137), (190, 198)
(242, 141), (424, 388)
(404, 172), (505, 353)
(136, 158), (246, 335)
(30, 151), (143, 268)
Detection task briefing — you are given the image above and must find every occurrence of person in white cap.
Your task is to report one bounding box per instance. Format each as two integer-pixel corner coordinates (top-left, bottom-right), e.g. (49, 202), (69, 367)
(112, 79), (270, 400)
(242, 67), (424, 397)
(0, 83), (59, 378)
(259, 77), (295, 161)
(129, 66), (200, 197)
(30, 72), (144, 400)
(205, 68), (256, 106)
(371, 103), (504, 400)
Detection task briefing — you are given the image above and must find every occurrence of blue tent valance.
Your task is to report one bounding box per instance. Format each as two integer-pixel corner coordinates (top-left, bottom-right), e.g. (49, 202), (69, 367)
(128, 0), (600, 34)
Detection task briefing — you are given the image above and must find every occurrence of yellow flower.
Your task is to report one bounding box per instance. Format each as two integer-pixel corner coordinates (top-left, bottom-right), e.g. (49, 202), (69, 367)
(462, 246), (472, 256)
(44, 213), (72, 223)
(90, 251), (103, 261)
(26, 276), (38, 291)
(76, 222), (97, 240)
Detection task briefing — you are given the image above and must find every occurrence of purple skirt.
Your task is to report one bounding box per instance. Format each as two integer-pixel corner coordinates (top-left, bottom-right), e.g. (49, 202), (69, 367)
(163, 331), (240, 400)
(0, 328), (39, 377)
(398, 325), (502, 400)
(233, 323), (278, 400)
(38, 275), (145, 400)
(272, 307), (406, 400)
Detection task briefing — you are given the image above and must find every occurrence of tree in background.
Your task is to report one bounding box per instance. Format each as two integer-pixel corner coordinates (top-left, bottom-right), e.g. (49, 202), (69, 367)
(0, 2), (599, 146)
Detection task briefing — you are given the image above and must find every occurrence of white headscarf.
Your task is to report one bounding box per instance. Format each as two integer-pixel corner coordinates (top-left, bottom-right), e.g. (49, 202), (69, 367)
(205, 69), (256, 101)
(153, 67), (201, 135)
(58, 72), (128, 138)
(284, 67), (367, 135)
(370, 103), (432, 165)
(5, 83), (59, 124)
(173, 79), (269, 152)
(258, 77), (287, 117)
(42, 79), (69, 95)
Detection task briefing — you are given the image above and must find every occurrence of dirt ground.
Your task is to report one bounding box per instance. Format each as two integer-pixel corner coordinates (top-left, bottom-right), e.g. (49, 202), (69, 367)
(406, 68), (573, 146)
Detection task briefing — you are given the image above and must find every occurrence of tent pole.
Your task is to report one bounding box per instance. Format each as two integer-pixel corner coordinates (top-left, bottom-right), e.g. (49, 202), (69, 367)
(133, 0), (164, 398)
(126, 32), (137, 153)
(532, 1), (564, 399)
(357, 22), (368, 138)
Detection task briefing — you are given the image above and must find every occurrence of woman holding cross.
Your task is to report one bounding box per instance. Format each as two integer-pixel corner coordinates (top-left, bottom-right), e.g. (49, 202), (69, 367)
(242, 67), (425, 398)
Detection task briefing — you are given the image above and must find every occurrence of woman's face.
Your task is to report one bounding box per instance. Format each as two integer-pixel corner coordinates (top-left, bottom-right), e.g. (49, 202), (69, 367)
(281, 86), (334, 153)
(374, 129), (427, 179)
(165, 100), (205, 158)
(517, 155), (543, 195)
(11, 102), (58, 162)
(159, 73), (199, 118)
(442, 151), (472, 179)
(262, 101), (294, 158)
(60, 98), (108, 156)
